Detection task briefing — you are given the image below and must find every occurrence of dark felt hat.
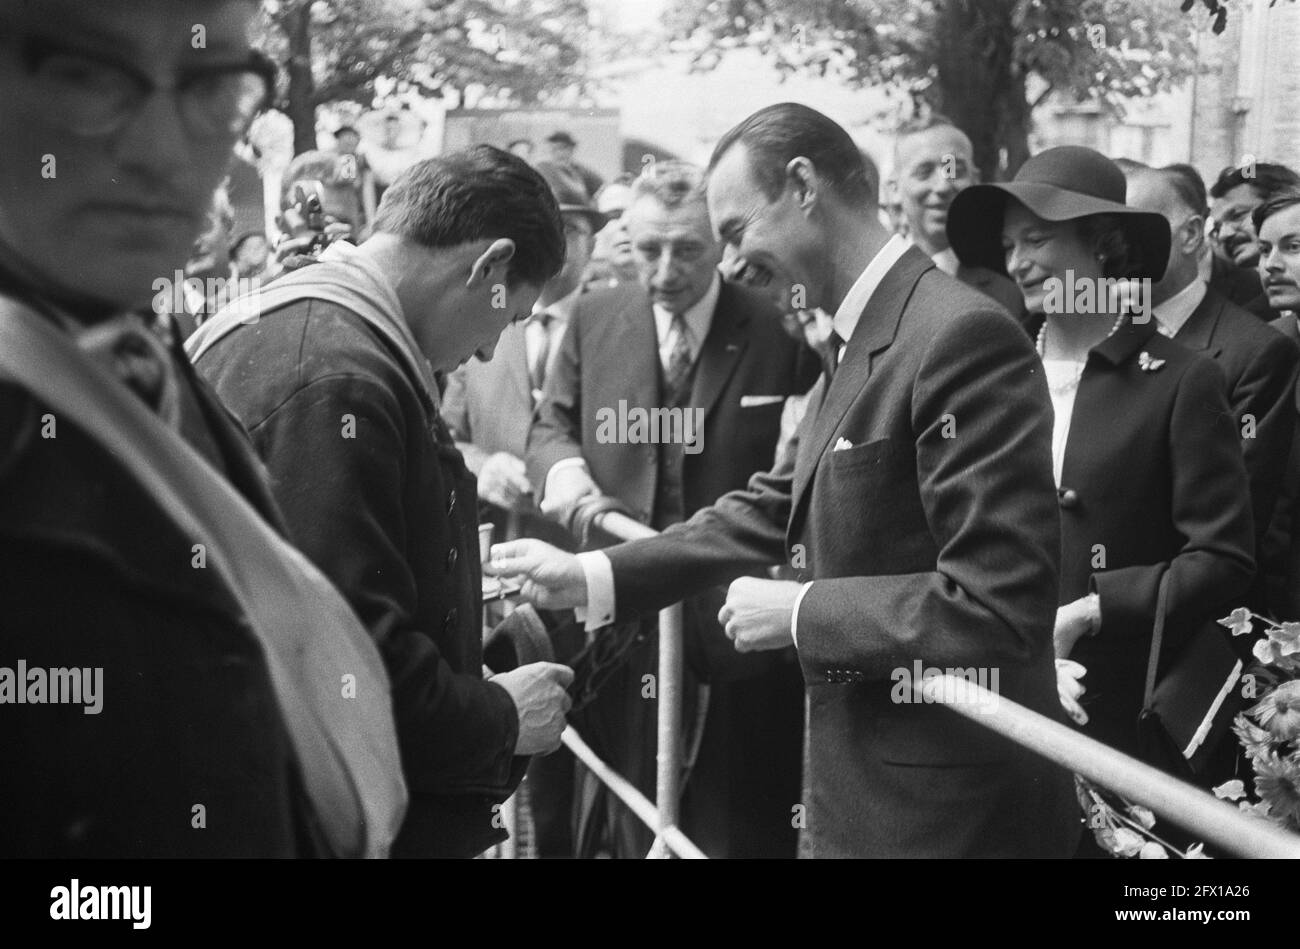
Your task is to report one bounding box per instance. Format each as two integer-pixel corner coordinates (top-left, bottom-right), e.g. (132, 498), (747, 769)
(946, 145), (1170, 281)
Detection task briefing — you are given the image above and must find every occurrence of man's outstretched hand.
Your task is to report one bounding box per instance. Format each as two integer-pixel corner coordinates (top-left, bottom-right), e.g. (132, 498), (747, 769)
(486, 539), (588, 611)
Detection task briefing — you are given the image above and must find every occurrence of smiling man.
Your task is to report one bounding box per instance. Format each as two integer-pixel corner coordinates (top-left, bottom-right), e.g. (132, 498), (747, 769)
(891, 115), (1025, 325)
(491, 104), (1077, 858)
(523, 161), (813, 858)
(0, 0), (406, 857)
(190, 148), (576, 858)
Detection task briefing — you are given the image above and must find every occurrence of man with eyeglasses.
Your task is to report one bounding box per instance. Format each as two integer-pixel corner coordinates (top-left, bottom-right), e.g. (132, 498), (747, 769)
(0, 0), (405, 857)
(1208, 162), (1300, 319)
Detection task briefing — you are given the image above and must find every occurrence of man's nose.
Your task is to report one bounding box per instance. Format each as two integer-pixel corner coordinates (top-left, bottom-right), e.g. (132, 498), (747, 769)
(1262, 245), (1284, 273)
(109, 88), (198, 185)
(655, 251), (678, 284)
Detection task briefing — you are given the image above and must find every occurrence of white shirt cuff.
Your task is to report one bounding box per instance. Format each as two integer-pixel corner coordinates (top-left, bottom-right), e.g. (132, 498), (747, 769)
(791, 581), (814, 647)
(574, 550), (615, 634)
(544, 456), (589, 501)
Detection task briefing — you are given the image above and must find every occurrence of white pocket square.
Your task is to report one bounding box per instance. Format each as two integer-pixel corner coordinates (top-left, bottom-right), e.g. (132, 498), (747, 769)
(833, 437), (854, 451)
(739, 394), (785, 407)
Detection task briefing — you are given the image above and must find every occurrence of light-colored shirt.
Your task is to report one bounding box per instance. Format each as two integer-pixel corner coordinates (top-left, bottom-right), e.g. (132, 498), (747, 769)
(931, 246), (960, 277)
(575, 235), (911, 636)
(654, 272), (719, 369)
(1154, 278), (1207, 338)
(1043, 359), (1085, 486)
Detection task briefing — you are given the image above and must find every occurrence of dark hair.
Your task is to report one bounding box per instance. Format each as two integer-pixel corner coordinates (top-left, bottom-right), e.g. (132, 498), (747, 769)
(1209, 161), (1300, 201)
(1076, 214), (1138, 279)
(372, 145), (564, 287)
(1158, 163), (1208, 217)
(1252, 189), (1300, 234)
(709, 103), (875, 206)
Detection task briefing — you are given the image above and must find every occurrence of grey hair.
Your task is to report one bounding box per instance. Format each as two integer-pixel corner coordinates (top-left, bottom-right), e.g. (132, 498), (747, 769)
(631, 160), (707, 211)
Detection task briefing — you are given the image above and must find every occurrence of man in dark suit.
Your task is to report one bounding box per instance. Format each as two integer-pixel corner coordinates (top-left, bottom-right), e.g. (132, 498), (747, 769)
(526, 161), (814, 858)
(493, 104), (1077, 858)
(1258, 192), (1300, 619)
(1128, 165), (1300, 617)
(192, 149), (574, 858)
(890, 115), (1026, 328)
(0, 0), (406, 857)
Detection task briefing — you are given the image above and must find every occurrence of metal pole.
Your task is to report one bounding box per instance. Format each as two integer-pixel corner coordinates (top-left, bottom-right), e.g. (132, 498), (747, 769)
(561, 726), (706, 859)
(924, 674), (1300, 859)
(653, 601), (685, 858)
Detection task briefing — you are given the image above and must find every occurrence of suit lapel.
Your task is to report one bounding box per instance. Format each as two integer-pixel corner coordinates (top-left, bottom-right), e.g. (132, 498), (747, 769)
(626, 292), (663, 408)
(690, 282), (748, 419)
(1174, 289), (1223, 357)
(791, 248), (932, 516)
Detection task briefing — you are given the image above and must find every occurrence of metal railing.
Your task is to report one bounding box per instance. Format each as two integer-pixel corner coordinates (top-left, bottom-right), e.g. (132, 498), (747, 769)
(497, 512), (1300, 860)
(578, 510), (696, 859)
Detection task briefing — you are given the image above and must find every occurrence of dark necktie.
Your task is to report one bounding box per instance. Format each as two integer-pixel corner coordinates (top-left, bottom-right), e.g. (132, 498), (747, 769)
(528, 311), (553, 400)
(823, 330), (844, 384)
(663, 313), (694, 403)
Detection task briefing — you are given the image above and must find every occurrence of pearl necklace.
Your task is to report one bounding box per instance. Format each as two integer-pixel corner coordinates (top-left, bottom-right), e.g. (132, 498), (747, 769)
(1035, 311), (1128, 359)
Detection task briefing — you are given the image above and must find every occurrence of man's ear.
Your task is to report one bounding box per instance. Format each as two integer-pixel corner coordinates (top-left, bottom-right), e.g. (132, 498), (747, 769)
(466, 238), (517, 289)
(1182, 214), (1206, 256)
(786, 157), (818, 213)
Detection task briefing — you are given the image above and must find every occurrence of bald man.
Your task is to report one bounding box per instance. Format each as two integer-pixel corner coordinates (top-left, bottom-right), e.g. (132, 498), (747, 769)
(1128, 164), (1299, 617)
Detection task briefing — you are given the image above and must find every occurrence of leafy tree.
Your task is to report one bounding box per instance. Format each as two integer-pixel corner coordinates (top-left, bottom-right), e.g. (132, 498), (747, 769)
(667, 0), (1200, 180)
(257, 0), (591, 155)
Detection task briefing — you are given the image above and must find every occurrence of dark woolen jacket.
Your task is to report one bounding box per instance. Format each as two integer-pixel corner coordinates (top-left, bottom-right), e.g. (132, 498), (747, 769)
(197, 298), (525, 858)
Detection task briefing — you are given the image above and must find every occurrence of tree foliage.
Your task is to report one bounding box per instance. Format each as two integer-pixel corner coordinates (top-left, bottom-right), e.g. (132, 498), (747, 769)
(667, 0), (1201, 180)
(256, 0), (591, 154)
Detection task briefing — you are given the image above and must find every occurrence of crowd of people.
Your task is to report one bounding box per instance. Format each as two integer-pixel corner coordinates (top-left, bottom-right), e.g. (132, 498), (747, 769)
(3, 0), (1299, 860)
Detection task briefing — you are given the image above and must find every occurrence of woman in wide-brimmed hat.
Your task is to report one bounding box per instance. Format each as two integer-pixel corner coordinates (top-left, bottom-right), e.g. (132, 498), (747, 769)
(946, 147), (1255, 794)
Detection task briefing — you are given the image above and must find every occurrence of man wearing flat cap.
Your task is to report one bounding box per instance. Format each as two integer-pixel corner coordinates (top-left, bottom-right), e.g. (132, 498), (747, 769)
(538, 130), (605, 202)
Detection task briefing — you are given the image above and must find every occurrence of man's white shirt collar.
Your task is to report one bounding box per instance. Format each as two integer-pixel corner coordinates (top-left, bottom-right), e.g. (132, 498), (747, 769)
(653, 271), (720, 361)
(1153, 278), (1207, 338)
(832, 234), (910, 343)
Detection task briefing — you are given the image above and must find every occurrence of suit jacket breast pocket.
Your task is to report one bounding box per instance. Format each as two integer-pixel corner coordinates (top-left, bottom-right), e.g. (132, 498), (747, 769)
(823, 436), (907, 471)
(818, 437), (929, 562)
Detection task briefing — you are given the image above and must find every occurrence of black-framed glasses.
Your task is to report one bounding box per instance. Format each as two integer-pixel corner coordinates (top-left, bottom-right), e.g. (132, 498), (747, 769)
(18, 35), (276, 139)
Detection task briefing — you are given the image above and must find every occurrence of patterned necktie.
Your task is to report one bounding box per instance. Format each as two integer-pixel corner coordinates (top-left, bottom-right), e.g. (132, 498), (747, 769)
(663, 313), (694, 403)
(77, 314), (180, 428)
(527, 311), (553, 400)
